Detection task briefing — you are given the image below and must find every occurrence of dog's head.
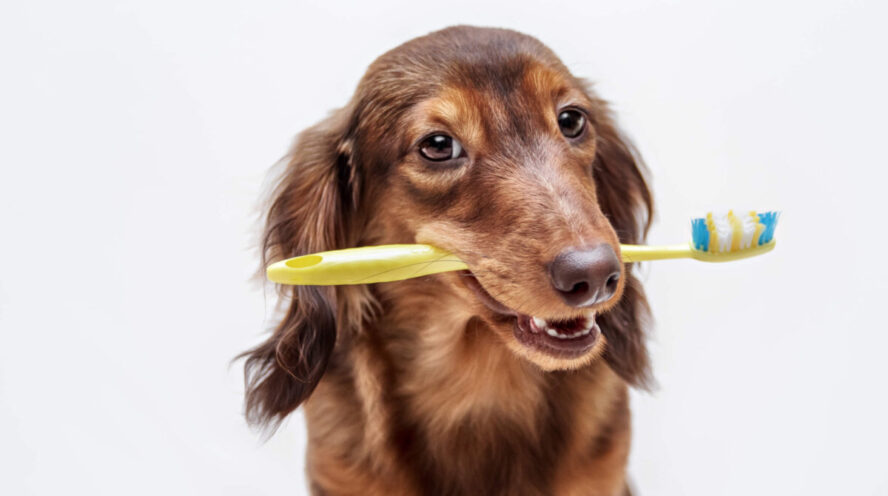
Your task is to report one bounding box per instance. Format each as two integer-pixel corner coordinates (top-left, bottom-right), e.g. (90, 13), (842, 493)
(243, 26), (653, 428)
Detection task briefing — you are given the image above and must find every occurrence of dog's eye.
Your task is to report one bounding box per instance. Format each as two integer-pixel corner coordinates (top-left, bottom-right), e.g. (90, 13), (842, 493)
(419, 134), (464, 162)
(557, 109), (587, 139)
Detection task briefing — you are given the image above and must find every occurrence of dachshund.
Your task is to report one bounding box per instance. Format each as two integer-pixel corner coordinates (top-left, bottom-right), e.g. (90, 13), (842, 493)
(242, 25), (654, 496)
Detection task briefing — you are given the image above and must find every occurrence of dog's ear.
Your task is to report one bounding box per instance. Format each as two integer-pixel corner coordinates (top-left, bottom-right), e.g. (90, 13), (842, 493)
(241, 106), (359, 429)
(589, 97), (655, 389)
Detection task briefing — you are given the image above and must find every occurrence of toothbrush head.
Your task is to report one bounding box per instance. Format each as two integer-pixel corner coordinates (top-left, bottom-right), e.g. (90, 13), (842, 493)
(689, 210), (779, 261)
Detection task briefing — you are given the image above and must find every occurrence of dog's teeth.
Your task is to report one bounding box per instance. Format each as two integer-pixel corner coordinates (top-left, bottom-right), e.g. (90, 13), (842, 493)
(536, 314), (597, 340)
(582, 314), (596, 331)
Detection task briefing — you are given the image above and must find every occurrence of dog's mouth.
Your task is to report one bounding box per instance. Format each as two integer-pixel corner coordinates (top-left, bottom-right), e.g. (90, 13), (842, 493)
(459, 271), (601, 358)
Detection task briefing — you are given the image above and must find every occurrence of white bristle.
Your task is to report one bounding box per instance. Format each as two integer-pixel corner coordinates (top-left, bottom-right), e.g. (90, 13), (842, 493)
(712, 212), (733, 252)
(739, 213), (757, 249)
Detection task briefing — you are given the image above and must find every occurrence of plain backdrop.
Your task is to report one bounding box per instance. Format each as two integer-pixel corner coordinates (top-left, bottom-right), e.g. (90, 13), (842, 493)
(2, 0), (887, 494)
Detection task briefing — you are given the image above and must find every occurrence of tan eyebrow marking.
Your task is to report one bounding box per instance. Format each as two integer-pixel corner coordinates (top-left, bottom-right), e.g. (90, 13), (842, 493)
(523, 63), (593, 113)
(409, 86), (486, 150)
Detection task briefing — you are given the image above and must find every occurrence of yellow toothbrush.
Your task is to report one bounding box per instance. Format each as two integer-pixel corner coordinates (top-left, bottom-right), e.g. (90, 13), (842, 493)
(267, 210), (779, 286)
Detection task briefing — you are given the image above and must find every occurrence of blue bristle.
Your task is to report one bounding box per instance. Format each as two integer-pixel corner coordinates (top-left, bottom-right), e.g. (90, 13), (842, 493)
(691, 218), (709, 251)
(757, 211), (780, 244)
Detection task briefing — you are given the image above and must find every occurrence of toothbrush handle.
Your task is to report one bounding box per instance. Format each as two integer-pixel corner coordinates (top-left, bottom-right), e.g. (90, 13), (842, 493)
(266, 244), (469, 285)
(619, 243), (692, 262)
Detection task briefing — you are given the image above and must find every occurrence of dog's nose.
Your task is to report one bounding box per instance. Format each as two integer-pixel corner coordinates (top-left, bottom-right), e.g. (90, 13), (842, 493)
(548, 245), (622, 308)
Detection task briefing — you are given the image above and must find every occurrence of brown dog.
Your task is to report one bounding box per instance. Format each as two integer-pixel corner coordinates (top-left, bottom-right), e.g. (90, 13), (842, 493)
(242, 26), (653, 495)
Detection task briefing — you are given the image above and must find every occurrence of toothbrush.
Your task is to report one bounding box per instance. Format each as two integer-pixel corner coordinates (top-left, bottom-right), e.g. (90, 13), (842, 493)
(266, 210), (779, 286)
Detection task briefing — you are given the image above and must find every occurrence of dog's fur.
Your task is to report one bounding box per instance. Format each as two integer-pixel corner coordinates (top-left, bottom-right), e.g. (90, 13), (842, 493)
(242, 26), (653, 495)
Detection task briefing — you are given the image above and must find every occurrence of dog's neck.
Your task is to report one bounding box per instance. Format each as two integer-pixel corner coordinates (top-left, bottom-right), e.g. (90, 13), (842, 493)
(320, 275), (631, 494)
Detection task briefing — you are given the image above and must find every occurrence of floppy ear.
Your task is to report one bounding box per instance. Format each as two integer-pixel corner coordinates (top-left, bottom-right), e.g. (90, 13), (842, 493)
(589, 97), (655, 389)
(241, 107), (359, 429)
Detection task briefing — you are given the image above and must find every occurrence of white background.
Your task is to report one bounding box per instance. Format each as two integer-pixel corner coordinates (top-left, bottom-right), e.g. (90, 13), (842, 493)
(2, 1), (886, 494)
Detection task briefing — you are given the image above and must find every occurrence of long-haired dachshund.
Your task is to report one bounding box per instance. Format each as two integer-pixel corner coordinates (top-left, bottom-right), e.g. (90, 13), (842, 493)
(242, 26), (653, 495)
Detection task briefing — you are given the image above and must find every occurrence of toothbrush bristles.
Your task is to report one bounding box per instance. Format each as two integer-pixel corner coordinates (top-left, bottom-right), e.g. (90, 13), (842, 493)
(691, 210), (779, 253)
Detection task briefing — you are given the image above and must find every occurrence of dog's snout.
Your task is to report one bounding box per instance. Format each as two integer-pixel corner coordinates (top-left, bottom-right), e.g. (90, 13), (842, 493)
(548, 245), (622, 308)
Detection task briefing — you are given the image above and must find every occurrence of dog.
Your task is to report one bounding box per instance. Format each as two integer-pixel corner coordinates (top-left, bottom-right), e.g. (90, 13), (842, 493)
(242, 26), (654, 495)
